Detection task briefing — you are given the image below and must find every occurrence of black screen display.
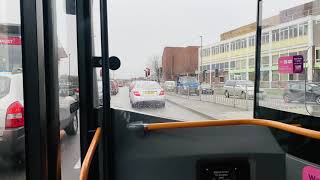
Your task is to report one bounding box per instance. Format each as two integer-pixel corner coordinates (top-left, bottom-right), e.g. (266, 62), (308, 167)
(197, 159), (250, 180)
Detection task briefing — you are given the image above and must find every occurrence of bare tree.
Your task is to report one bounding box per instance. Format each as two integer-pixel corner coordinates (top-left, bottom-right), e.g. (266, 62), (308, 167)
(146, 55), (161, 82)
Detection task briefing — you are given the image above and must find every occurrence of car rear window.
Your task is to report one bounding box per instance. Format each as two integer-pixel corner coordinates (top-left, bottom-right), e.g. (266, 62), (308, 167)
(0, 77), (10, 98)
(165, 81), (175, 86)
(238, 81), (254, 87)
(136, 81), (160, 89)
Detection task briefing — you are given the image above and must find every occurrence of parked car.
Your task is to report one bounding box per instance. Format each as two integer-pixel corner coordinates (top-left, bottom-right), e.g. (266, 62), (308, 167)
(200, 83), (214, 95)
(224, 80), (261, 99)
(164, 81), (176, 92)
(176, 76), (200, 96)
(129, 81), (136, 93)
(118, 81), (124, 87)
(0, 72), (78, 162)
(129, 81), (165, 108)
(283, 82), (320, 104)
(110, 80), (119, 95)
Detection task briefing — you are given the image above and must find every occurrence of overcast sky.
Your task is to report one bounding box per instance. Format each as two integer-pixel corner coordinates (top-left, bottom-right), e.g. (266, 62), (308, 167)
(0, 0), (312, 79)
(103, 0), (311, 79)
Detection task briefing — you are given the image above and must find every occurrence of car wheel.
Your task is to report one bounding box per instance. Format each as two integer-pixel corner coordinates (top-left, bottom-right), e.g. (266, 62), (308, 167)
(225, 91), (229, 98)
(283, 95), (291, 103)
(65, 113), (78, 136)
(131, 103), (136, 108)
(316, 96), (320, 105)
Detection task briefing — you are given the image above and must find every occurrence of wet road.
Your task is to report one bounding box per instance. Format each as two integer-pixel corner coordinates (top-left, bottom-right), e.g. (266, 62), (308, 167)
(0, 86), (206, 180)
(111, 87), (208, 121)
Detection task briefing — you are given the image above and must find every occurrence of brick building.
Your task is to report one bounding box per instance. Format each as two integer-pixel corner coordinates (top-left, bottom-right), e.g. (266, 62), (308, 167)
(162, 46), (199, 81)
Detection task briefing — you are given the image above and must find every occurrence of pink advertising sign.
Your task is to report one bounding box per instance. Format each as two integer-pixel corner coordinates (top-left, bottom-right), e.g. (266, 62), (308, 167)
(278, 55), (304, 74)
(303, 166), (320, 180)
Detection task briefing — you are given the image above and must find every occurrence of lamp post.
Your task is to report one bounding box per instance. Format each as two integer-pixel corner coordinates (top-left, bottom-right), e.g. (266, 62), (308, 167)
(200, 35), (203, 83)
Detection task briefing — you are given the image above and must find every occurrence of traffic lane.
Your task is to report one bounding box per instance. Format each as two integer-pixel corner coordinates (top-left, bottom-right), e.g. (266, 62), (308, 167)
(61, 117), (80, 180)
(111, 87), (207, 121)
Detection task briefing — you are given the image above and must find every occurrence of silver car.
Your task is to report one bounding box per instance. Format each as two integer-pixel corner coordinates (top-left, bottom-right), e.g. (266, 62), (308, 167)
(223, 80), (255, 99)
(164, 81), (176, 92)
(0, 72), (79, 162)
(129, 81), (165, 108)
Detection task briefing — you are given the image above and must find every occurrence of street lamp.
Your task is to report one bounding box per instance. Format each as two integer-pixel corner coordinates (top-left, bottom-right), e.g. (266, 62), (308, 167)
(200, 35), (203, 83)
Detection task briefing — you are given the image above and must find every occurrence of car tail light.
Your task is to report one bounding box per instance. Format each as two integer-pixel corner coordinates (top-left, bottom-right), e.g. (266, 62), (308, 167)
(159, 90), (165, 96)
(74, 88), (79, 93)
(133, 90), (141, 96)
(6, 101), (24, 128)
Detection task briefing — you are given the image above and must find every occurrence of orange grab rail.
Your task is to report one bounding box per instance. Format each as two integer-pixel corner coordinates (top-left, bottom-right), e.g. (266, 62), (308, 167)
(79, 127), (102, 180)
(145, 119), (320, 140)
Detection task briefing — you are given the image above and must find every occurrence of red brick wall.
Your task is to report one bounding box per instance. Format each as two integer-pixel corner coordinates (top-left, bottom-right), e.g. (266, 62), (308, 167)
(162, 46), (199, 81)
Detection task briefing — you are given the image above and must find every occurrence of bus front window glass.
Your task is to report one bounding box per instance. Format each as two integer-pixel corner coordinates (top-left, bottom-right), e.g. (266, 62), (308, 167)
(104, 0), (258, 121)
(0, 0), (26, 179)
(259, 0), (320, 164)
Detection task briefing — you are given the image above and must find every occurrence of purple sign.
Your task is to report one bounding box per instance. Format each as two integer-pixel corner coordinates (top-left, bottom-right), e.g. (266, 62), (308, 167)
(278, 55), (304, 74)
(303, 166), (320, 180)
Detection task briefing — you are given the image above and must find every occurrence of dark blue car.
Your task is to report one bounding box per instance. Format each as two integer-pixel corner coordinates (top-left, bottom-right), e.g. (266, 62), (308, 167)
(176, 76), (200, 96)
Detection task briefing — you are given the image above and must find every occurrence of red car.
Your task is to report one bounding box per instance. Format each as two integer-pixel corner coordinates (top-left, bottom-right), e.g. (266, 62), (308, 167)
(110, 80), (119, 95)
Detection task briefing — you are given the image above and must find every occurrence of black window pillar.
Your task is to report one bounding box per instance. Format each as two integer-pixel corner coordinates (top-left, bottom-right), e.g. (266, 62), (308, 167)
(20, 0), (48, 179)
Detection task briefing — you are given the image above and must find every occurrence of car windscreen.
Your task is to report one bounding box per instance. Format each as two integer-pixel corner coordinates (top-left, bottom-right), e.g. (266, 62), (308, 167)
(0, 76), (10, 99)
(181, 77), (197, 83)
(201, 84), (211, 88)
(136, 82), (160, 90)
(238, 81), (254, 87)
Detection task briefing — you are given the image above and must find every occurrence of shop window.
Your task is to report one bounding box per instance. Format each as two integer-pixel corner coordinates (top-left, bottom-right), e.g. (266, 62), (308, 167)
(261, 71), (269, 81)
(225, 62), (229, 69)
(249, 72), (255, 81)
(280, 73), (288, 81)
(249, 58), (255, 68)
(261, 56), (269, 66)
(220, 63), (225, 70)
(272, 55), (279, 65)
(235, 60), (241, 69)
(230, 61), (235, 69)
(272, 70), (279, 81)
(241, 59), (246, 69)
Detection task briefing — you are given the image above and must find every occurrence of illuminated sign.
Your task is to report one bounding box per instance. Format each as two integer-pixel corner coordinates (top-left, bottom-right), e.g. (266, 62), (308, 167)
(278, 55), (304, 74)
(0, 37), (21, 45)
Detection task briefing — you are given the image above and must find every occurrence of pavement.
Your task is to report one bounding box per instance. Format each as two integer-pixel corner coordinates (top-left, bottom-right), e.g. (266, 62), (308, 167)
(166, 94), (253, 120)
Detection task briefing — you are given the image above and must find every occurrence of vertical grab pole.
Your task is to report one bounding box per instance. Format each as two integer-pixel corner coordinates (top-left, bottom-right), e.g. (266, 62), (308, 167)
(254, 0), (263, 117)
(100, 0), (114, 180)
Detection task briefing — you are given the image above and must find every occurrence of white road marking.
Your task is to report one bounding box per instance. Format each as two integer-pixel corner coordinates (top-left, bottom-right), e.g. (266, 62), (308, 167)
(73, 158), (81, 169)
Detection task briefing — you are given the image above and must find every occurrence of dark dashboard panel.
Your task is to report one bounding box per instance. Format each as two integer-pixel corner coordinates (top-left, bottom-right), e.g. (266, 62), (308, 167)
(112, 108), (285, 180)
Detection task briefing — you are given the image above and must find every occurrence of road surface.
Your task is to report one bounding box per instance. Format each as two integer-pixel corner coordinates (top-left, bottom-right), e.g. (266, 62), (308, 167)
(0, 86), (208, 179)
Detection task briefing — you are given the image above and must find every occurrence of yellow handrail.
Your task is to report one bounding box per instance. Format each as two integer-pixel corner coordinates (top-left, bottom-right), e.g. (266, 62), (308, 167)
(79, 127), (102, 180)
(145, 119), (320, 140)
